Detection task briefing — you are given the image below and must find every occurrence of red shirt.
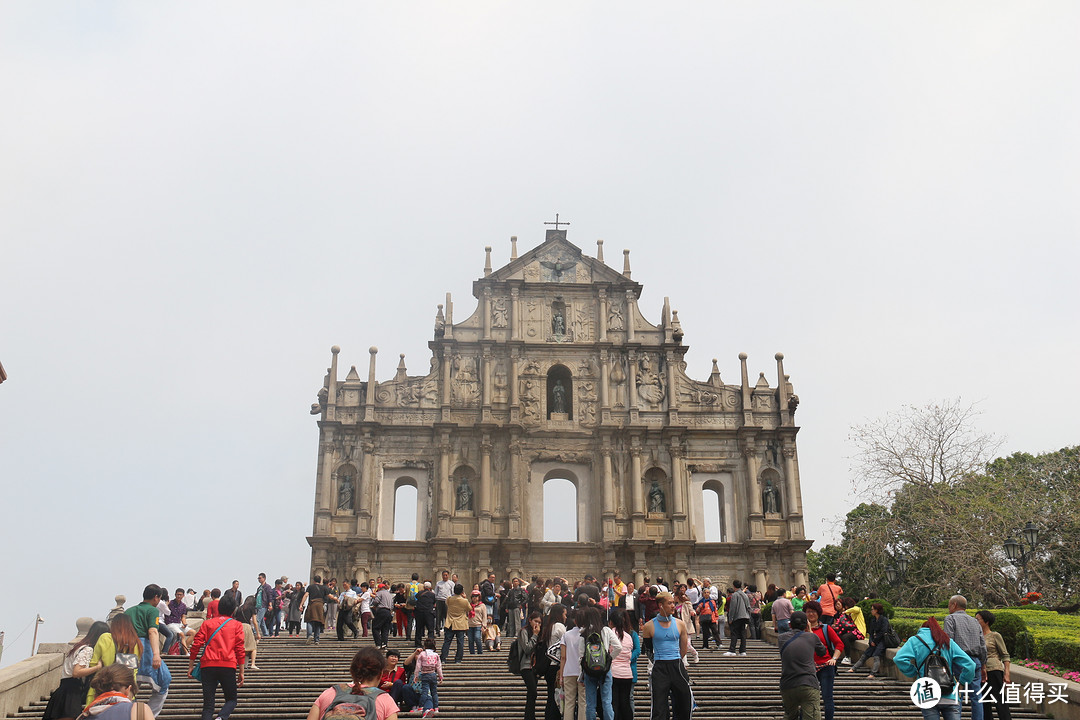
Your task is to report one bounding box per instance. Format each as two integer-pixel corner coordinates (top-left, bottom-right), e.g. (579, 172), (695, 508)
(810, 623), (844, 668)
(206, 599), (221, 618)
(189, 617), (245, 669)
(379, 666), (406, 691)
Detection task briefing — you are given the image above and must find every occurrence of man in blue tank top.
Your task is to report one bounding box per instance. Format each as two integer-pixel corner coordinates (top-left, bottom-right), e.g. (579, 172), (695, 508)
(642, 592), (693, 719)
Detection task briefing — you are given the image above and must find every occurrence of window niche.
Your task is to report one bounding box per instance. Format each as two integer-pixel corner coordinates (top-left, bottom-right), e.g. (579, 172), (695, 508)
(546, 364), (573, 419)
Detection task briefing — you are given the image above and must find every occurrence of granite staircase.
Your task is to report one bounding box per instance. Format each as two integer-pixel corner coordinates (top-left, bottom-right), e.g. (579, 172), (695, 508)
(9, 635), (1053, 719)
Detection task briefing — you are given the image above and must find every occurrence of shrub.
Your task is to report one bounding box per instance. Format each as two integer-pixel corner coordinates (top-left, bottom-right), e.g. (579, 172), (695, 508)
(858, 598), (895, 620)
(762, 601), (772, 622)
(1033, 633), (1080, 672)
(989, 612), (1030, 657)
(891, 618), (922, 642)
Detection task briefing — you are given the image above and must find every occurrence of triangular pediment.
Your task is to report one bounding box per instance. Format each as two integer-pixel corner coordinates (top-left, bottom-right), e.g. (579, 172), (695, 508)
(487, 230), (634, 286)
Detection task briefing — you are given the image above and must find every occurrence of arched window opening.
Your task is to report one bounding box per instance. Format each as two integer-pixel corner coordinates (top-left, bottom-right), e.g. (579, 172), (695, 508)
(546, 364), (573, 419)
(393, 481), (418, 541)
(543, 478), (577, 542)
(702, 487), (723, 542)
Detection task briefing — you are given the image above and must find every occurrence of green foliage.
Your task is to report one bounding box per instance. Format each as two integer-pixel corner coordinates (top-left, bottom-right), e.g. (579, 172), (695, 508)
(1033, 634), (1080, 672)
(762, 601), (772, 622)
(989, 612), (1030, 657)
(891, 618), (923, 641)
(806, 545), (843, 589)
(858, 598), (894, 620)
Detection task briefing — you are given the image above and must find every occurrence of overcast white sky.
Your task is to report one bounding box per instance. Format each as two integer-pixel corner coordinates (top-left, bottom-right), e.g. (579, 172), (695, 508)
(2, 2), (1078, 666)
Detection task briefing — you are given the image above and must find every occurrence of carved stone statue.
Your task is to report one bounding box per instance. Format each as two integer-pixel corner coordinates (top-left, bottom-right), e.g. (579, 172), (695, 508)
(337, 474), (354, 511)
(648, 480), (666, 513)
(763, 480), (781, 515)
(552, 308), (565, 336)
(608, 302), (624, 330)
(552, 379), (567, 414)
(491, 298), (508, 328)
(456, 477), (474, 511)
(637, 354), (665, 406)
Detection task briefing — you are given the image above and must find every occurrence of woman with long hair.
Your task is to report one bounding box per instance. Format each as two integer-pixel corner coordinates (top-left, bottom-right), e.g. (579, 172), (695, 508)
(233, 595), (260, 670)
(516, 611), (543, 720)
(86, 614), (142, 706)
(537, 604), (568, 720)
(894, 616), (977, 720)
(803, 600), (844, 720)
(306, 646), (399, 720)
(42, 621), (111, 720)
(76, 665), (153, 720)
(674, 586), (699, 665)
(286, 581), (305, 636)
(607, 608), (639, 720)
(578, 606), (623, 720)
(189, 593), (245, 720)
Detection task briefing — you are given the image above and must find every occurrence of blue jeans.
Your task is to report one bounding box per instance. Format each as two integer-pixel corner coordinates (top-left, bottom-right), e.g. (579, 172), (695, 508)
(584, 672), (613, 720)
(467, 627), (483, 654)
(817, 664), (836, 720)
(963, 662), (984, 720)
(923, 704), (961, 720)
(420, 672), (439, 711)
(776, 618), (790, 633)
(256, 606), (270, 637)
(440, 629), (466, 663)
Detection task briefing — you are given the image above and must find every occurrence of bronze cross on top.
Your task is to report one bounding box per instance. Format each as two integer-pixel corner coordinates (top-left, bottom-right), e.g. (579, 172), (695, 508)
(544, 213), (570, 231)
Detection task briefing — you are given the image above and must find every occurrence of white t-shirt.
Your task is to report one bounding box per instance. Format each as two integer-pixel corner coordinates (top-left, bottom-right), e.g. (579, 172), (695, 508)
(359, 590), (372, 615)
(561, 627), (583, 676)
(157, 600), (168, 623)
(686, 587), (700, 604)
(184, 593), (196, 609)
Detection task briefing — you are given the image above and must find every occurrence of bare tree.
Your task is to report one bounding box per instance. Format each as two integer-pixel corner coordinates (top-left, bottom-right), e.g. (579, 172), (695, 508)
(848, 398), (1002, 501)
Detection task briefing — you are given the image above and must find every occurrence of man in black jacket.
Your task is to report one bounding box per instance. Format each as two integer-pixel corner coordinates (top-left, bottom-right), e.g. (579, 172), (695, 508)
(413, 581), (438, 646)
(778, 611), (827, 720)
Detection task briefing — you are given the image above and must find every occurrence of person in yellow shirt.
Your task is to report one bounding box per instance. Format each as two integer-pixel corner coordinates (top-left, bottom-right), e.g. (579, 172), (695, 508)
(612, 572), (627, 609)
(86, 614), (142, 705)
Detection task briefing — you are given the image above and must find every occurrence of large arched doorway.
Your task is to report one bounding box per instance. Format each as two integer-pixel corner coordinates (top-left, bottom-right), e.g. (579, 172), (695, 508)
(393, 478), (418, 541)
(701, 480), (726, 542)
(543, 476), (578, 541)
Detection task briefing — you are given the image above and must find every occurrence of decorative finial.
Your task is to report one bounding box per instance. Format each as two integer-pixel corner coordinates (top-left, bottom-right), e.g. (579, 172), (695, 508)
(331, 345), (340, 354)
(510, 235), (518, 260)
(484, 246), (492, 276)
(672, 310), (683, 342)
(739, 352), (748, 360)
(596, 239), (605, 263)
(623, 249), (631, 278)
(775, 352), (784, 361)
(369, 346), (378, 355)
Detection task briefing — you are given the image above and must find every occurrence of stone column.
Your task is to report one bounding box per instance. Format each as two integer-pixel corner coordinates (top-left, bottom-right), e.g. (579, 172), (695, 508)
(783, 445), (802, 517)
(625, 290), (636, 342)
(481, 348), (492, 420)
(511, 287), (520, 341)
(670, 444), (686, 516)
(317, 439), (335, 513)
(482, 287), (492, 340)
(364, 347), (378, 422)
(598, 289), (608, 342)
(509, 443), (522, 535)
(442, 350), (452, 407)
(666, 350), (679, 412)
(327, 346), (339, 422)
(601, 447), (614, 516)
(630, 447), (644, 516)
(744, 444), (762, 516)
(755, 569), (768, 592)
(599, 349), (610, 410)
(438, 440), (452, 518)
(360, 440), (376, 531)
(480, 435), (493, 518)
(627, 350), (638, 410)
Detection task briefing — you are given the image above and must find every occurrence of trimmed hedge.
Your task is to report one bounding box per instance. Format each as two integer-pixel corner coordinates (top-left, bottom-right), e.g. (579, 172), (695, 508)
(857, 598), (895, 620)
(762, 601), (772, 622)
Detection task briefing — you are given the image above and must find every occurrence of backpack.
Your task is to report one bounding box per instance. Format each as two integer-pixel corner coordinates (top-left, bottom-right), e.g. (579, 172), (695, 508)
(915, 636), (954, 688)
(406, 582), (421, 609)
(582, 631), (611, 678)
(533, 638), (552, 673)
(114, 643), (140, 672)
(321, 683), (384, 719)
(507, 637), (525, 676)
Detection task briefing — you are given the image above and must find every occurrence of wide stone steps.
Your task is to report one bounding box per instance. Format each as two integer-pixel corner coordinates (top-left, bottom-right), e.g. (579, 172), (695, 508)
(9, 636), (1052, 719)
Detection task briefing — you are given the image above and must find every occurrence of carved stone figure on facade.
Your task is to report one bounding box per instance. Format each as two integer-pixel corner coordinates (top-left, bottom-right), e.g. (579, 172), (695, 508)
(491, 298), (508, 328)
(420, 378), (439, 406)
(552, 307), (565, 336)
(610, 357), (626, 408)
(551, 380), (567, 414)
(493, 363), (508, 403)
(541, 256), (575, 282)
(572, 305), (592, 342)
(763, 480), (781, 515)
(788, 394), (800, 414)
(456, 477), (474, 511)
(608, 301), (624, 330)
(398, 382), (420, 407)
(636, 354), (665, 407)
(648, 481), (666, 513)
(520, 379), (541, 423)
(453, 355), (480, 406)
(337, 474), (355, 511)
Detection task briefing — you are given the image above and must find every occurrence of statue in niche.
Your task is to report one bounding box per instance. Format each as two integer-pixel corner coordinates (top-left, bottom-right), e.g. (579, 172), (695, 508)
(456, 477), (474, 511)
(552, 379), (567, 414)
(636, 354), (665, 406)
(552, 307), (565, 336)
(648, 481), (666, 513)
(493, 363), (508, 403)
(337, 474), (354, 511)
(491, 298), (508, 328)
(763, 480), (781, 515)
(608, 302), (624, 330)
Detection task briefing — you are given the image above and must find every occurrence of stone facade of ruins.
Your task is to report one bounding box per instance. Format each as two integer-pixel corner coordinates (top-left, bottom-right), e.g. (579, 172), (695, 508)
(308, 229), (812, 589)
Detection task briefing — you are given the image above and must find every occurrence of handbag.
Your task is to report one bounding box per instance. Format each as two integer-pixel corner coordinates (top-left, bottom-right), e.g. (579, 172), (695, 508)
(192, 618), (232, 681)
(883, 627), (901, 649)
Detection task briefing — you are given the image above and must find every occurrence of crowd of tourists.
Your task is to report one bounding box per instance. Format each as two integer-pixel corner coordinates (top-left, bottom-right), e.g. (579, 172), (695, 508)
(38, 570), (1016, 720)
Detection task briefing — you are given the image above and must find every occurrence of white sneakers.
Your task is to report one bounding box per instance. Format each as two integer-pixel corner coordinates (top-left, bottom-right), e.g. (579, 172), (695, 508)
(722, 651), (736, 656)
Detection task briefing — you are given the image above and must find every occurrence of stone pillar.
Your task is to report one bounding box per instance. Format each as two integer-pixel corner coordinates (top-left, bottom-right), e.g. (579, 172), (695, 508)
(670, 444), (686, 516)
(317, 439), (334, 513)
(739, 352), (753, 426)
(627, 350), (638, 412)
(743, 440), (763, 540)
(480, 435), (493, 517)
(364, 347), (378, 422)
(327, 346), (339, 422)
(442, 350), (452, 408)
(481, 348), (492, 422)
(482, 287), (492, 340)
(601, 447), (614, 516)
(776, 353), (790, 426)
(438, 440), (451, 526)
(509, 352), (520, 422)
(625, 290), (636, 342)
(599, 349), (610, 410)
(598, 289), (608, 341)
(630, 447), (644, 516)
(511, 287), (520, 341)
(755, 569), (768, 592)
(361, 440), (376, 527)
(666, 350), (678, 412)
(509, 443), (522, 536)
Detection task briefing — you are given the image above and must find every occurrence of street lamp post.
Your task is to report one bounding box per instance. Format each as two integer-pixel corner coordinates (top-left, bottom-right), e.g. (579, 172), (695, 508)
(1004, 521), (1040, 595)
(885, 552), (912, 604)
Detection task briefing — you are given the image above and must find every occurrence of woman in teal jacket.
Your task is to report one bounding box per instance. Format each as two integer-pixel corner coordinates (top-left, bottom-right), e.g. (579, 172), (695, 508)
(893, 616), (977, 720)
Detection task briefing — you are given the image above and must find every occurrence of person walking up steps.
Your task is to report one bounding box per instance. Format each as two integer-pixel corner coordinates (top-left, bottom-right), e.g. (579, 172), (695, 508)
(416, 638), (443, 718)
(642, 592), (693, 720)
(724, 580), (750, 657)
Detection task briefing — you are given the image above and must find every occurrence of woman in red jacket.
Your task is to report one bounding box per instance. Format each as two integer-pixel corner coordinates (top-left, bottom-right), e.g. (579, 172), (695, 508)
(188, 593), (246, 720)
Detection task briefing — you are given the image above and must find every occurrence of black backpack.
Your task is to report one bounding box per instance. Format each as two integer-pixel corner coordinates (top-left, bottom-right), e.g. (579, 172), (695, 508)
(915, 636), (954, 688)
(582, 631), (612, 678)
(507, 637), (525, 676)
